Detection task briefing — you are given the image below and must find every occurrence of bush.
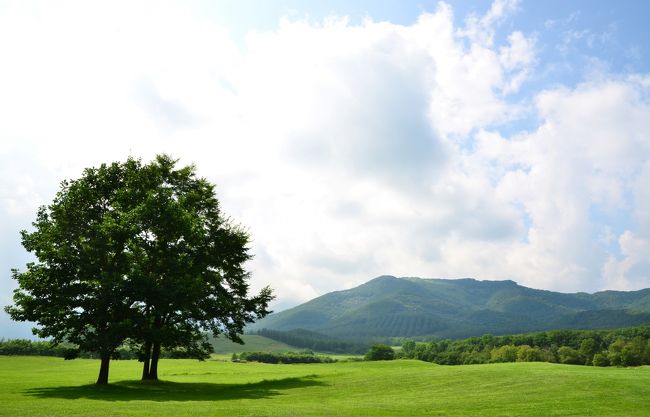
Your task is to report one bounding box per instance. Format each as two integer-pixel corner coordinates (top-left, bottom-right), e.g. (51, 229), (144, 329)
(578, 338), (599, 365)
(402, 340), (416, 357)
(460, 350), (490, 364)
(557, 346), (583, 365)
(606, 338), (623, 366)
(490, 345), (518, 363)
(516, 345), (541, 362)
(238, 351), (335, 364)
(365, 344), (395, 361)
(592, 353), (609, 367)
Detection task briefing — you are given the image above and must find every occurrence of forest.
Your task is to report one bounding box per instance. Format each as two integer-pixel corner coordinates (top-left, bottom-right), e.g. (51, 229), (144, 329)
(397, 325), (650, 367)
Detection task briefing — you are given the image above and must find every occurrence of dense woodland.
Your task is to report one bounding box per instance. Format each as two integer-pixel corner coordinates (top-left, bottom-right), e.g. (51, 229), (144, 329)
(397, 325), (650, 366)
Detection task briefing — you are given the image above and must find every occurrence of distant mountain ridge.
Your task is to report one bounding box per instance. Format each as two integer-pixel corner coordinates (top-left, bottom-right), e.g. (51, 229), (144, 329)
(250, 276), (650, 340)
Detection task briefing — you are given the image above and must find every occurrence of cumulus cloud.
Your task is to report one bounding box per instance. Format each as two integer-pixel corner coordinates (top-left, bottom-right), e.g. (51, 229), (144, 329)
(1, 0), (650, 335)
(602, 231), (650, 290)
(475, 76), (650, 290)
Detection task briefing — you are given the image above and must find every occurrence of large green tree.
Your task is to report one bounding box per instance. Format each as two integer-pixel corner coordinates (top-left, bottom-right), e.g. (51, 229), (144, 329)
(6, 155), (273, 384)
(6, 159), (144, 384)
(128, 156), (273, 380)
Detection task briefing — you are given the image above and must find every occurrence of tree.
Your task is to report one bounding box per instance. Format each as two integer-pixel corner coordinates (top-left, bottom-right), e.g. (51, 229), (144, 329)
(619, 337), (647, 367)
(592, 353), (610, 367)
(6, 156), (273, 384)
(557, 346), (583, 365)
(126, 156), (273, 380)
(516, 345), (541, 362)
(489, 345), (518, 363)
(401, 340), (416, 358)
(6, 160), (144, 384)
(607, 337), (627, 366)
(365, 344), (395, 361)
(578, 338), (599, 365)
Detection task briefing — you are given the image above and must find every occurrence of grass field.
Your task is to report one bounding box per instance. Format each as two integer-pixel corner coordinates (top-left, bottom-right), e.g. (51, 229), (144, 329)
(1, 356), (649, 416)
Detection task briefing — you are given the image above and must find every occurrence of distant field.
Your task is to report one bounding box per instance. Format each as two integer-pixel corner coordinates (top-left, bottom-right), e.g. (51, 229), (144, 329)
(2, 356), (650, 416)
(209, 335), (298, 354)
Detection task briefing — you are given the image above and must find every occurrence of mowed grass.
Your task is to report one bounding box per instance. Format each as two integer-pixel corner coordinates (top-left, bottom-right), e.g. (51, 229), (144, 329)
(1, 356), (649, 416)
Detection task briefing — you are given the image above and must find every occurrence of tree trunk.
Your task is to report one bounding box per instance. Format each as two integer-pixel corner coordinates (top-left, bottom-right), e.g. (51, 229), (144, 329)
(141, 341), (152, 380)
(96, 353), (111, 385)
(149, 342), (161, 381)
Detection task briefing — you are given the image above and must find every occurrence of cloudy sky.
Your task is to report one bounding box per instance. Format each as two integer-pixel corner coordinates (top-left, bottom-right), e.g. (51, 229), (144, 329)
(2, 0), (650, 338)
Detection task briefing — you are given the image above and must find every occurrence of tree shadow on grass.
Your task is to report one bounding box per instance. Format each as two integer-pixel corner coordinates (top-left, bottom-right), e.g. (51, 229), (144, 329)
(24, 374), (326, 402)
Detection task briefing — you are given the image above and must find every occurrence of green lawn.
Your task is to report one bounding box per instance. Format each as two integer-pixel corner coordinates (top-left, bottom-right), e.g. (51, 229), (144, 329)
(1, 356), (649, 416)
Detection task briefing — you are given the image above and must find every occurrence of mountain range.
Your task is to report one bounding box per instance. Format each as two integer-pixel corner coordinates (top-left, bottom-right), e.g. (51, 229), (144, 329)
(250, 276), (650, 340)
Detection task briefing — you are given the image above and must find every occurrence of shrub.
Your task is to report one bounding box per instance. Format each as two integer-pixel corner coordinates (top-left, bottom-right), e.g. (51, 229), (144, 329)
(592, 353), (609, 367)
(516, 345), (541, 362)
(238, 351), (335, 364)
(490, 345), (518, 363)
(365, 344), (395, 361)
(557, 346), (583, 365)
(460, 350), (490, 364)
(402, 340), (416, 357)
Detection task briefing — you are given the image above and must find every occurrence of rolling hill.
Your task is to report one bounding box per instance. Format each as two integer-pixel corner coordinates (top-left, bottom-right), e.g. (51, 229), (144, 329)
(208, 334), (299, 354)
(250, 276), (650, 340)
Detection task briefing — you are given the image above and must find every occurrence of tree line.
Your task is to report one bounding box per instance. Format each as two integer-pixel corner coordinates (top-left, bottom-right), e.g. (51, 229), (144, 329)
(0, 339), (78, 358)
(0, 338), (211, 360)
(5, 156), (272, 384)
(397, 325), (650, 366)
(234, 351), (336, 364)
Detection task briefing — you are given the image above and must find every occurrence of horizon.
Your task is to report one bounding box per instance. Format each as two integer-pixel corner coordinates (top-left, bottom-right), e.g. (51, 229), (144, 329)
(2, 0), (650, 338)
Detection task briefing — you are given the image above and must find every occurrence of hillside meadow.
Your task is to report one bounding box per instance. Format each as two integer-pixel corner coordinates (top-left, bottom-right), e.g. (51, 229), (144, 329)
(1, 356), (650, 416)
(209, 335), (298, 354)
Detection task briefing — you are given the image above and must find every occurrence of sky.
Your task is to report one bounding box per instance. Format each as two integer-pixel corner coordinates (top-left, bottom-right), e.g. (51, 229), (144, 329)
(2, 0), (650, 338)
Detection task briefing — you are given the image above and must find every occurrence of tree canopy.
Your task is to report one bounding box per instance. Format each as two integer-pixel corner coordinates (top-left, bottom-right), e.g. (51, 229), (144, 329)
(5, 155), (273, 384)
(397, 325), (650, 367)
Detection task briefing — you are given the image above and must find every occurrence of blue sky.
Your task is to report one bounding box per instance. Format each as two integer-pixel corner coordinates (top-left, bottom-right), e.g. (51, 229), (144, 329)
(203, 1), (650, 75)
(2, 0), (650, 338)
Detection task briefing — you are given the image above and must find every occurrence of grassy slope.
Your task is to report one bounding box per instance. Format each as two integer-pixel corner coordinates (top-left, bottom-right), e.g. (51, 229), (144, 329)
(2, 356), (650, 416)
(209, 335), (298, 354)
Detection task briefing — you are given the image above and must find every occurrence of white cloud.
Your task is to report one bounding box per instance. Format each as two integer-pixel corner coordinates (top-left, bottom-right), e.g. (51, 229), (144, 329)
(459, 0), (520, 47)
(499, 31), (536, 93)
(603, 232), (650, 290)
(1, 0), (650, 326)
(479, 76), (650, 291)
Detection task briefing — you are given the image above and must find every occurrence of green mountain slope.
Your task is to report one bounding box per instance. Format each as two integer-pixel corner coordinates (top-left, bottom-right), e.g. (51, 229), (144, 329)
(251, 276), (650, 340)
(208, 334), (299, 354)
